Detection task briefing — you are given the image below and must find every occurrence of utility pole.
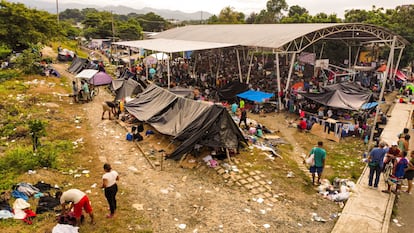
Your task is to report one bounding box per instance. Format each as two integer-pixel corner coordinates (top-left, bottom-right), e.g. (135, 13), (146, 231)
(56, 0), (59, 25)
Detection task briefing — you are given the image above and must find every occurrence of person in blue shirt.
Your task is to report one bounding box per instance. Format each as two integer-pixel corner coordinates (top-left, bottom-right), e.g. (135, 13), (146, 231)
(368, 142), (388, 188)
(231, 102), (238, 115)
(308, 141), (326, 185)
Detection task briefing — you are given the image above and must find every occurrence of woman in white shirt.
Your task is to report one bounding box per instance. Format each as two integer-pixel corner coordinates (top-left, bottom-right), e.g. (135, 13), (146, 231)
(102, 163), (119, 218)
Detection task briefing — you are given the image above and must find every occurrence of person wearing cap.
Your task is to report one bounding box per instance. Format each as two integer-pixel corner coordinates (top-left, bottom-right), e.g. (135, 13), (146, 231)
(368, 142), (388, 189)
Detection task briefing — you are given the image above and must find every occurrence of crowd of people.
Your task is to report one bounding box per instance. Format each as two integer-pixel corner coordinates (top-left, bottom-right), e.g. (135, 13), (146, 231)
(367, 128), (414, 194)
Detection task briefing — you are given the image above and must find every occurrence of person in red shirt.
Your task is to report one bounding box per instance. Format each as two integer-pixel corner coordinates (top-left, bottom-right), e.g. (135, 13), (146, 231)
(298, 118), (307, 131)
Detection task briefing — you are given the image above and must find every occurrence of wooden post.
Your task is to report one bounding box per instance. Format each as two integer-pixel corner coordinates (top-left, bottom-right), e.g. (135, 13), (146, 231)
(226, 148), (232, 165)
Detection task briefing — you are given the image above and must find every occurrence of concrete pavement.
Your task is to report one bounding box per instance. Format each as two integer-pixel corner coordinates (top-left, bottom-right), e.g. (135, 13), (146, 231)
(331, 102), (414, 233)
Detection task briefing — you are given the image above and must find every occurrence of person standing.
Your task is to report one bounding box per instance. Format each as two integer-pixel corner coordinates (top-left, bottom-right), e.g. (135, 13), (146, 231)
(308, 141), (326, 185)
(239, 108), (248, 129)
(81, 81), (90, 102)
(368, 142), (388, 189)
(382, 151), (409, 194)
(403, 151), (414, 194)
(72, 81), (78, 103)
(231, 102), (238, 115)
(57, 189), (95, 226)
(239, 99), (245, 110)
(102, 163), (119, 218)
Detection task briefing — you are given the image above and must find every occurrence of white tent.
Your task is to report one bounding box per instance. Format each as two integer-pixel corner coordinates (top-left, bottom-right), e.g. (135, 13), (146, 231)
(149, 52), (169, 60)
(75, 69), (98, 80)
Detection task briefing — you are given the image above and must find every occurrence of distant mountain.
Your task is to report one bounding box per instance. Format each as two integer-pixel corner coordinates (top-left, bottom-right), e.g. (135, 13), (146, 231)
(8, 0), (213, 21)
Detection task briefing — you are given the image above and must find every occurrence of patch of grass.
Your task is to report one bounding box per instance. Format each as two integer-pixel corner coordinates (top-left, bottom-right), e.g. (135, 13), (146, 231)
(0, 69), (20, 83)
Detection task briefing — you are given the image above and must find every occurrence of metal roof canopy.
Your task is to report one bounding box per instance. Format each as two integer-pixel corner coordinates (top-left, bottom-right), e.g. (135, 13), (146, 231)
(113, 38), (237, 53)
(151, 23), (409, 53)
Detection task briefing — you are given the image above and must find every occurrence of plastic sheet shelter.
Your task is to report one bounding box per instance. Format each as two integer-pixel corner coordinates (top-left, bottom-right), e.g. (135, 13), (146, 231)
(217, 81), (249, 102)
(237, 90), (274, 103)
(125, 84), (246, 160)
(301, 82), (373, 110)
(111, 78), (143, 101)
(75, 69), (98, 79)
(89, 72), (113, 86)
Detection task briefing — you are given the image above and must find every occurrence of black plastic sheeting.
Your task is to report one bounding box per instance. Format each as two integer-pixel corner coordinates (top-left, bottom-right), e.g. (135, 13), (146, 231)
(125, 84), (247, 160)
(301, 82), (373, 110)
(67, 57), (98, 74)
(111, 78), (143, 101)
(217, 81), (249, 102)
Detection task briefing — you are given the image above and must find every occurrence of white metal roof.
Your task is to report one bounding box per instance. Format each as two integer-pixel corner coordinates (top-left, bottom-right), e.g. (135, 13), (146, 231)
(113, 38), (237, 53)
(151, 24), (344, 49)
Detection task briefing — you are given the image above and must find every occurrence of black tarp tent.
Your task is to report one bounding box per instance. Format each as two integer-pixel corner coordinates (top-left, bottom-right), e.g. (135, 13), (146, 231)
(67, 57), (98, 74)
(301, 82), (373, 110)
(111, 78), (143, 101)
(125, 84), (247, 160)
(217, 81), (249, 102)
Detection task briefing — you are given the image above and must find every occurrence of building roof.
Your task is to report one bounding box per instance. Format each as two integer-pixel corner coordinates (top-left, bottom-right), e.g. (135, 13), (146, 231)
(113, 38), (237, 53)
(151, 23), (408, 52)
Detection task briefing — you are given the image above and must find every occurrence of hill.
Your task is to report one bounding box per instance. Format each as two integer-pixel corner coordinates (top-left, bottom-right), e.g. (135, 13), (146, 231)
(9, 0), (213, 21)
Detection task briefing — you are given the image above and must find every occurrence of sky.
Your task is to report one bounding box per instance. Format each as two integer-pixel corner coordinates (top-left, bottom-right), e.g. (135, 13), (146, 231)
(39, 0), (413, 18)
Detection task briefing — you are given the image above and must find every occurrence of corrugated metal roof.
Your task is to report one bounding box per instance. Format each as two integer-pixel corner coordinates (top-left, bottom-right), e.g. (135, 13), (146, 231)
(113, 38), (237, 53)
(151, 24), (344, 49)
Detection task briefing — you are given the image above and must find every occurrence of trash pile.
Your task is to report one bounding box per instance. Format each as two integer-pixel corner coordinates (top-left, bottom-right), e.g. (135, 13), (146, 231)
(316, 178), (356, 204)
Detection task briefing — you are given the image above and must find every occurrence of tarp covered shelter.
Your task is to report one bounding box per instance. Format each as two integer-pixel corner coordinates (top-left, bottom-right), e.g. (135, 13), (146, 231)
(89, 72), (113, 86)
(75, 69), (98, 79)
(301, 82), (373, 110)
(125, 84), (247, 160)
(67, 57), (89, 74)
(217, 81), (249, 102)
(237, 90), (274, 103)
(67, 57), (99, 74)
(111, 78), (143, 101)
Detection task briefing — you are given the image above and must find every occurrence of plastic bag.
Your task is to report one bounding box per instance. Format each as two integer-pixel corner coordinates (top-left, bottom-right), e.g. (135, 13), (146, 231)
(306, 154), (315, 166)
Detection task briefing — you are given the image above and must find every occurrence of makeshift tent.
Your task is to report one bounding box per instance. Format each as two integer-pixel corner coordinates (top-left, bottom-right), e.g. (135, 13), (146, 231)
(89, 72), (113, 86)
(301, 82), (373, 110)
(75, 69), (113, 86)
(377, 64), (407, 81)
(125, 84), (246, 160)
(67, 57), (98, 74)
(111, 78), (143, 101)
(67, 57), (89, 74)
(75, 69), (98, 79)
(237, 90), (274, 103)
(217, 81), (249, 102)
(169, 86), (193, 98)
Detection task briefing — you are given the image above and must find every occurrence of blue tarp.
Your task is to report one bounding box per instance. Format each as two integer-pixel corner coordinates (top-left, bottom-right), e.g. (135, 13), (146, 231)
(361, 102), (378, 110)
(237, 90), (274, 103)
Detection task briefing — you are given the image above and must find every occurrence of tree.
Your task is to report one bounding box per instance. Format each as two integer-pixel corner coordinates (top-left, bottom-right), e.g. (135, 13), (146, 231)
(245, 12), (258, 24)
(266, 0), (288, 22)
(211, 6), (245, 24)
(28, 119), (46, 152)
(136, 12), (169, 32)
(0, 0), (61, 51)
(288, 5), (308, 17)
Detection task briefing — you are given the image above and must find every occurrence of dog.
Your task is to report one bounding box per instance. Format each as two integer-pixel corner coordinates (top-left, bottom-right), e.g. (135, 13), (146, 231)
(102, 101), (119, 120)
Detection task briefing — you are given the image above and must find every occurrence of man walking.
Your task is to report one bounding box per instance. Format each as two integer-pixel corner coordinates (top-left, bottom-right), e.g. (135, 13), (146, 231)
(368, 142), (388, 189)
(308, 141), (326, 185)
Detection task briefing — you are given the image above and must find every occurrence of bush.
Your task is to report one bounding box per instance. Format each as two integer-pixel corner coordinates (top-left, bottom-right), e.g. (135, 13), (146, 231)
(0, 69), (20, 83)
(0, 146), (58, 173)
